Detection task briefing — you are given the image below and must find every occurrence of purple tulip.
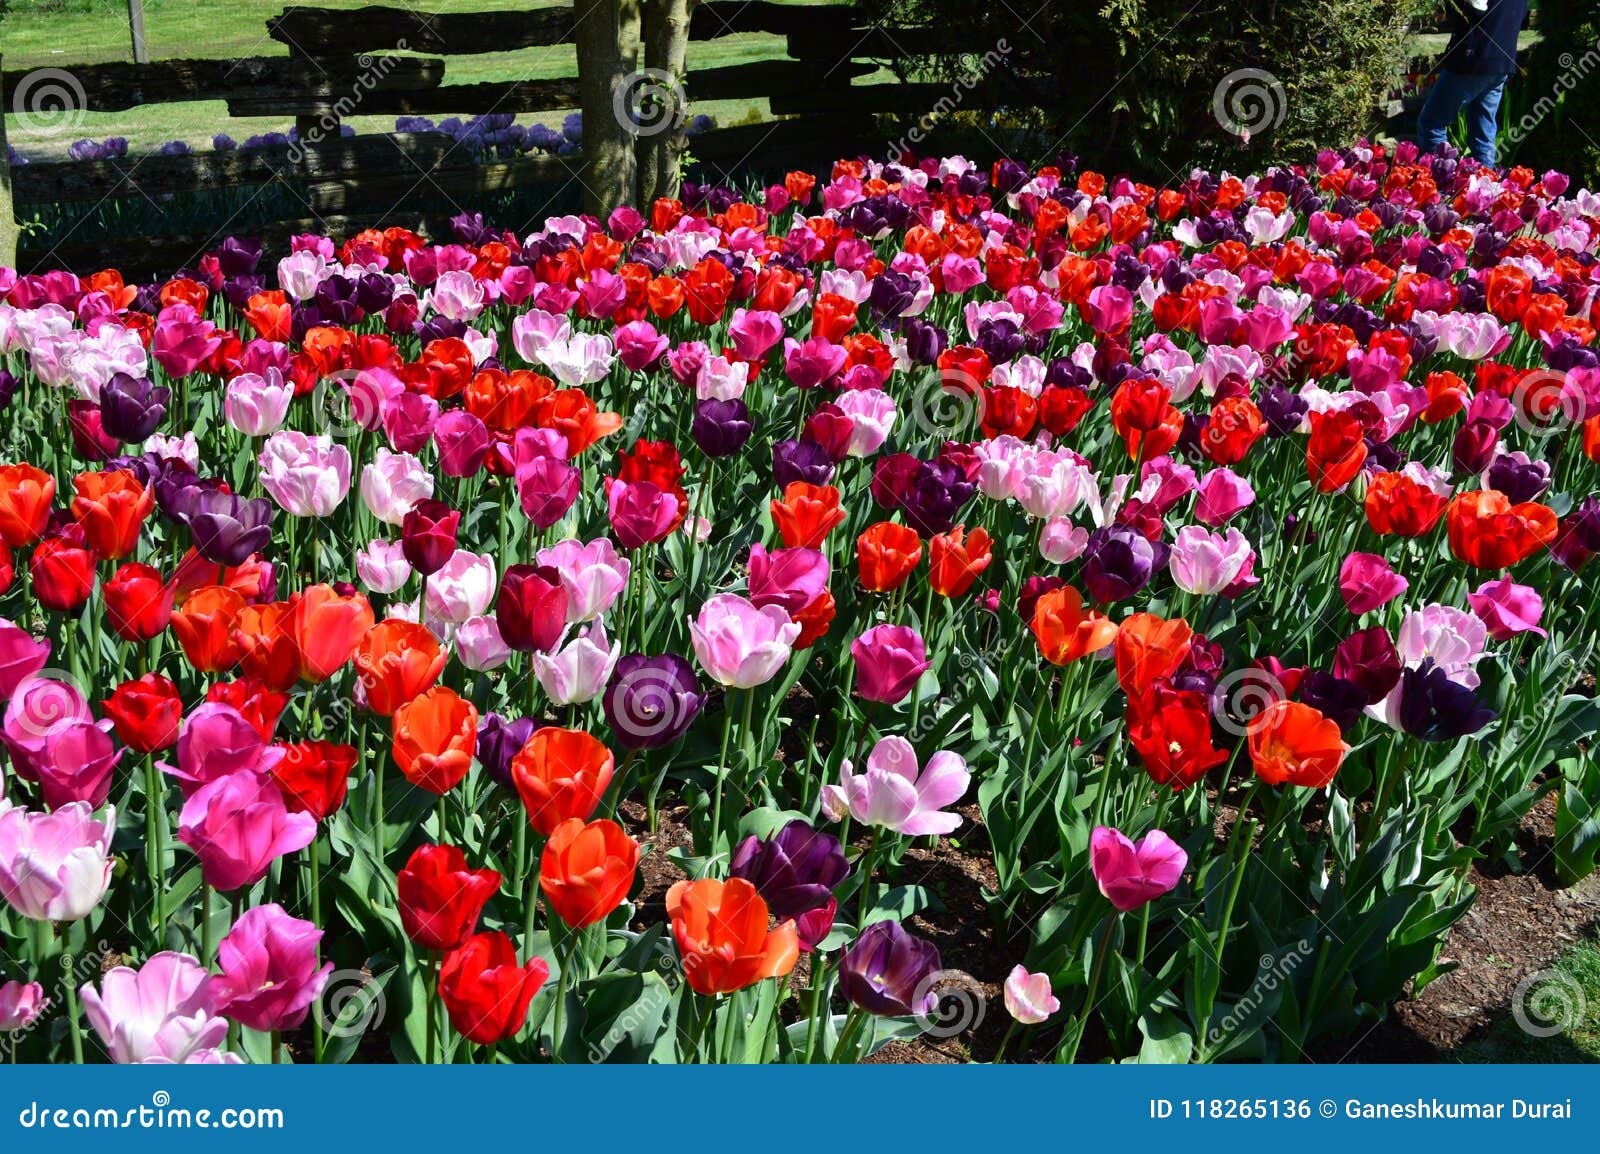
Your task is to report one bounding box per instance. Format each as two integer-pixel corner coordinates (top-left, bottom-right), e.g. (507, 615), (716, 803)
(838, 919), (941, 1017)
(184, 490), (274, 567)
(1081, 525), (1162, 603)
(691, 398), (753, 458)
(730, 819), (850, 920)
(99, 373), (170, 442)
(477, 713), (537, 789)
(602, 653), (705, 750)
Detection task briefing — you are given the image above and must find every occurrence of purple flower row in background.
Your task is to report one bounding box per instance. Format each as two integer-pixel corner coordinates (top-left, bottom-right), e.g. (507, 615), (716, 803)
(7, 111), (717, 167)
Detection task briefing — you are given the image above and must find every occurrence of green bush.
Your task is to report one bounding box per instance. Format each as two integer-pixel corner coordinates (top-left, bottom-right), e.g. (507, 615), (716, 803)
(1514, 0), (1600, 186)
(861, 0), (1430, 172)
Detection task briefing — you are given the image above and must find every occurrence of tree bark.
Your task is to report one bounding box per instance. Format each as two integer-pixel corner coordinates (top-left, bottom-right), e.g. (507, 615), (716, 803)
(636, 0), (695, 206)
(0, 53), (17, 269)
(574, 0), (638, 217)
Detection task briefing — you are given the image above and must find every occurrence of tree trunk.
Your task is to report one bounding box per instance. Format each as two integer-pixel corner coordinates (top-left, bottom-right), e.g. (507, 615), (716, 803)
(636, 0), (695, 207)
(574, 0), (638, 217)
(0, 54), (17, 269)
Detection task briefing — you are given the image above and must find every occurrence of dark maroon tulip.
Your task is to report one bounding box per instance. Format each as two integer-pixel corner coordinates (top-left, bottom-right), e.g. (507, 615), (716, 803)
(1332, 625), (1402, 706)
(495, 564), (567, 653)
(401, 499), (461, 576)
(68, 400), (120, 461)
(838, 919), (941, 1017)
(1398, 661), (1497, 742)
(1451, 418), (1498, 476)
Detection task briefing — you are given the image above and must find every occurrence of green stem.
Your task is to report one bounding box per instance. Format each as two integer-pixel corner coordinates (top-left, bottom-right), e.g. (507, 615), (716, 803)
(1062, 913), (1118, 1064)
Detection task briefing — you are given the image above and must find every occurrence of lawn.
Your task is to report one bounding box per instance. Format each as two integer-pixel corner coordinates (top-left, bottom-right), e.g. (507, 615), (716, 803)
(1, 0), (830, 157)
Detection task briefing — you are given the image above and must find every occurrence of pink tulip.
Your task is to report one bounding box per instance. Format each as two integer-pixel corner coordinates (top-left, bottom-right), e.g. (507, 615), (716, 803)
(614, 321), (669, 371)
(360, 448), (434, 525)
(538, 537), (631, 622)
(1089, 826), (1187, 912)
(1169, 526), (1253, 595)
(34, 720), (122, 810)
(782, 336), (847, 389)
(162, 703), (284, 798)
(0, 799), (115, 921)
(688, 593), (800, 688)
(223, 369), (293, 436)
(532, 619), (620, 705)
(211, 904), (333, 1033)
(345, 366), (405, 432)
(820, 735), (969, 836)
(424, 549), (497, 624)
(516, 453), (581, 530)
(747, 543), (829, 616)
(1003, 965), (1059, 1024)
(1467, 577), (1546, 640)
(434, 410), (491, 478)
(177, 772), (316, 892)
(381, 390), (440, 454)
(356, 539), (412, 594)
(1140, 456), (1197, 514)
(1194, 467), (1256, 525)
(833, 389), (897, 457)
(0, 980), (46, 1032)
(259, 431), (352, 518)
(456, 614), (513, 672)
(1338, 552), (1408, 615)
(850, 624), (929, 705)
(606, 478), (679, 549)
(80, 952), (226, 1064)
(151, 303), (221, 378)
(2, 675), (94, 781)
(0, 619), (50, 703)
(728, 308), (785, 360)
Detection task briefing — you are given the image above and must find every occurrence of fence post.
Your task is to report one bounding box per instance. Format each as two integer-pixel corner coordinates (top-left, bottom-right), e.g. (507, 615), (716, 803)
(127, 0), (150, 64)
(0, 54), (17, 269)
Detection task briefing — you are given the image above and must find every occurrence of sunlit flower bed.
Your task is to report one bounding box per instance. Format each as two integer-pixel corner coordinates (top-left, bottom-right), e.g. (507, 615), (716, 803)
(1, 142), (1599, 1064)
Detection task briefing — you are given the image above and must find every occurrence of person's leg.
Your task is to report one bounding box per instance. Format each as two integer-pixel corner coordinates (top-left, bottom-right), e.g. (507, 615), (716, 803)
(1463, 74), (1509, 167)
(1417, 69), (1475, 156)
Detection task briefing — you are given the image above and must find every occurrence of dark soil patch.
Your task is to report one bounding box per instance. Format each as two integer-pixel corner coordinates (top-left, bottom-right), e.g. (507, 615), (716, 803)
(1322, 794), (1600, 1062)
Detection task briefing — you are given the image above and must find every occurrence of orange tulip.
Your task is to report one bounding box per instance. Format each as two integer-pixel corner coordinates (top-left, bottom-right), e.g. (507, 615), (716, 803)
(539, 817), (639, 928)
(70, 470), (154, 559)
(856, 521), (923, 592)
(287, 583), (375, 683)
(231, 602), (300, 691)
(770, 482), (846, 549)
(510, 727), (615, 836)
(354, 619), (446, 717)
(1445, 489), (1558, 569)
(0, 464), (56, 548)
(392, 685), (477, 795)
(928, 526), (993, 598)
(1113, 612), (1193, 697)
(1248, 700), (1347, 788)
(1032, 585), (1119, 664)
(170, 585), (247, 673)
(667, 877), (799, 995)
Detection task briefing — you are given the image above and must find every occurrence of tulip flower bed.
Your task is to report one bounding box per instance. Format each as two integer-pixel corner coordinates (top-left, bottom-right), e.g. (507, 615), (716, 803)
(2, 143), (1600, 1066)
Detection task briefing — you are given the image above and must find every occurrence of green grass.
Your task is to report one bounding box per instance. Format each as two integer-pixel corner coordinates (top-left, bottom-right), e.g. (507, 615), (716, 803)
(2, 0), (834, 157)
(1454, 933), (1600, 1063)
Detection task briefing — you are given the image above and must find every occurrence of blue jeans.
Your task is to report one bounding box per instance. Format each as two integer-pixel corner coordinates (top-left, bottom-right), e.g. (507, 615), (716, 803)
(1417, 69), (1509, 167)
